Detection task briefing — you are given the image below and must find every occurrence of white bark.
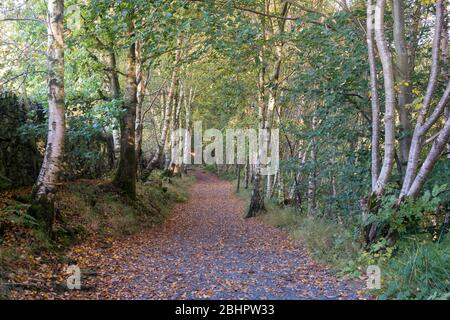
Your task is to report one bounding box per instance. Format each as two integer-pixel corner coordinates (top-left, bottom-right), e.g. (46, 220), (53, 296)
(373, 0), (396, 196)
(135, 41), (147, 163)
(183, 87), (194, 166)
(407, 117), (450, 198)
(367, 0), (380, 191)
(400, 0), (445, 198)
(33, 0), (65, 204)
(147, 38), (181, 170)
(112, 129), (120, 154)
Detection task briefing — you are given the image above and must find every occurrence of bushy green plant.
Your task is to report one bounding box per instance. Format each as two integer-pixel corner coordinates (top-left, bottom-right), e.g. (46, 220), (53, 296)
(381, 237), (450, 300)
(364, 184), (447, 239)
(1, 203), (36, 227)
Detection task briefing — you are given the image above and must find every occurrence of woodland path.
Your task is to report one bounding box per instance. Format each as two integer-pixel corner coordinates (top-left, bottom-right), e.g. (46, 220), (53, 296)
(62, 168), (366, 299)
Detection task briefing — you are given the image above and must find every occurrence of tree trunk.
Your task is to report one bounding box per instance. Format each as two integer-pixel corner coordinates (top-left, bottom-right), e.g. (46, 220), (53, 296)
(247, 2), (289, 217)
(373, 0), (396, 196)
(441, 5), (449, 159)
(277, 172), (286, 205)
(246, 173), (265, 218)
(246, 49), (266, 218)
(168, 80), (183, 174)
(112, 128), (121, 160)
(236, 164), (241, 193)
(30, 0), (65, 233)
(266, 174), (272, 199)
(400, 0), (445, 198)
(393, 0), (413, 170)
(106, 48), (121, 163)
(367, 0), (380, 192)
(114, 32), (137, 199)
(146, 39), (181, 172)
(244, 156), (250, 189)
(106, 49), (121, 99)
(407, 114), (450, 198)
(135, 41), (146, 173)
(183, 87), (194, 173)
(307, 116), (318, 215)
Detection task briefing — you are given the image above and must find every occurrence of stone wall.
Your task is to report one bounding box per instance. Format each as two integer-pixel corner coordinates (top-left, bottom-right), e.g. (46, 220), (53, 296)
(0, 92), (42, 189)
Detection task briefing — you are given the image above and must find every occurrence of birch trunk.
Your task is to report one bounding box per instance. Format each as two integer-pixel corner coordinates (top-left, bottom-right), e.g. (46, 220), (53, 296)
(246, 50), (267, 218)
(247, 2), (289, 217)
(112, 129), (120, 158)
(135, 41), (146, 171)
(31, 0), (65, 232)
(288, 144), (309, 207)
(367, 0), (380, 191)
(106, 49), (121, 162)
(400, 0), (444, 198)
(168, 80), (182, 175)
(407, 117), (450, 198)
(183, 87), (194, 173)
(146, 39), (181, 171)
(373, 0), (396, 196)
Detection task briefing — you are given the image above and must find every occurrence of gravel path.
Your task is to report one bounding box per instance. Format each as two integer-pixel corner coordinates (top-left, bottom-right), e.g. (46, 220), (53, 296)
(9, 168), (366, 299)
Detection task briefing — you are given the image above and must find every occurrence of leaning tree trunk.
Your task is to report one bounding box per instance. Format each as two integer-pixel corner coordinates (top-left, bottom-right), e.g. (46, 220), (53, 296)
(113, 35), (138, 199)
(30, 0), (65, 233)
(407, 117), (450, 198)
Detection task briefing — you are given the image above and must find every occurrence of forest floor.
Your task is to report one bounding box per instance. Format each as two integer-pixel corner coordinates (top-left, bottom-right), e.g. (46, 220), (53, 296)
(6, 168), (368, 299)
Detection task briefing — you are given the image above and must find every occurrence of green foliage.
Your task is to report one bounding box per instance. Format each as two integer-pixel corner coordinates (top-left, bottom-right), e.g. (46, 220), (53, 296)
(0, 203), (36, 228)
(381, 237), (450, 300)
(62, 100), (123, 179)
(365, 185), (447, 238)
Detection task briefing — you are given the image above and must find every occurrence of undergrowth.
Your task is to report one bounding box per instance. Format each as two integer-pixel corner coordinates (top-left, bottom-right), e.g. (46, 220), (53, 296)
(234, 179), (450, 300)
(0, 171), (194, 298)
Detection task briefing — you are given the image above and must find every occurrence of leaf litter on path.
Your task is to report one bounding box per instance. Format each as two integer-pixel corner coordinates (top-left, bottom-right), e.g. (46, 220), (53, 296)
(9, 169), (368, 300)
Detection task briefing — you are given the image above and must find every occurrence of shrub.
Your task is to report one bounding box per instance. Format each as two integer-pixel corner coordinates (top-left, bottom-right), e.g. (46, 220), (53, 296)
(364, 184), (447, 241)
(381, 237), (450, 300)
